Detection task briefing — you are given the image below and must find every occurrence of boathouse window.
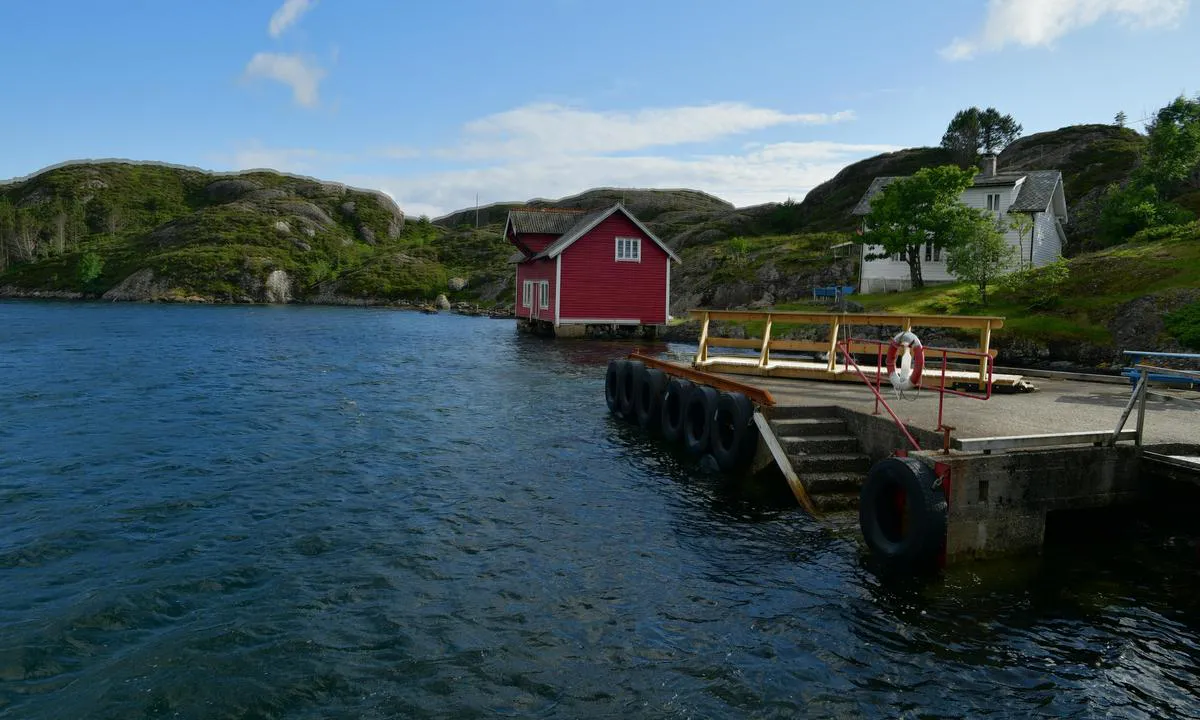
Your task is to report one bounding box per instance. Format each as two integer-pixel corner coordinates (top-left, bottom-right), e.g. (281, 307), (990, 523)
(615, 237), (641, 262)
(522, 280), (533, 308)
(539, 281), (549, 309)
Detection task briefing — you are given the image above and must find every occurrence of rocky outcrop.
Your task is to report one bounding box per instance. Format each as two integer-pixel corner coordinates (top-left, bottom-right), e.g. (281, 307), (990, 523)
(102, 269), (171, 302)
(264, 270), (292, 304)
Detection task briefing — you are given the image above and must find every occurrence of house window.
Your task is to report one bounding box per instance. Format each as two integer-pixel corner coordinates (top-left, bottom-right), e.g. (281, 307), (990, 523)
(615, 237), (641, 262)
(522, 280), (533, 308)
(539, 280), (549, 309)
(925, 242), (941, 262)
(986, 193), (1002, 212)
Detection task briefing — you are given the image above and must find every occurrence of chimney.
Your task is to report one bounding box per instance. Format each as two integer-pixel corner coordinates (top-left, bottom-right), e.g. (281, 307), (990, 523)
(980, 154), (998, 177)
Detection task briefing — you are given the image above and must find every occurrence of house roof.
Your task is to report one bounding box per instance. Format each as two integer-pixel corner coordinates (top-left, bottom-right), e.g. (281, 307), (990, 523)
(851, 169), (1064, 216)
(505, 209), (589, 235)
(506, 203), (682, 263)
(1008, 170), (1064, 213)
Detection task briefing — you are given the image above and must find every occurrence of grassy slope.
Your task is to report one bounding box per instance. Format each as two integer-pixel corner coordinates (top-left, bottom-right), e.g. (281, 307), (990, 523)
(777, 224), (1200, 349)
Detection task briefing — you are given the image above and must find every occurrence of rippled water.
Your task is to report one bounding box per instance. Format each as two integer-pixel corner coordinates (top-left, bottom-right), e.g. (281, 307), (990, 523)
(2, 300), (1199, 719)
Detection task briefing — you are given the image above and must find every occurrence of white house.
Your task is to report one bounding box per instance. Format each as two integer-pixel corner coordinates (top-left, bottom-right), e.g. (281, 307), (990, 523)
(851, 155), (1068, 293)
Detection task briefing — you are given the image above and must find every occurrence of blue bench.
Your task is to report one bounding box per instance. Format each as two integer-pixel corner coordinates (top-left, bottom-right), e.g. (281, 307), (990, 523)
(812, 286), (856, 302)
(1122, 350), (1200, 390)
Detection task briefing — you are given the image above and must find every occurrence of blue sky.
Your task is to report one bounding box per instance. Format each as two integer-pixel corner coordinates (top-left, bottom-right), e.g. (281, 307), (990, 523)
(1, 0), (1197, 217)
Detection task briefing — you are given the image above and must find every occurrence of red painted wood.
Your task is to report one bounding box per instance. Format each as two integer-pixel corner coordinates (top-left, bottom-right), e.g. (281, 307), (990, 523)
(514, 233), (560, 254)
(558, 213), (668, 324)
(515, 258), (556, 320)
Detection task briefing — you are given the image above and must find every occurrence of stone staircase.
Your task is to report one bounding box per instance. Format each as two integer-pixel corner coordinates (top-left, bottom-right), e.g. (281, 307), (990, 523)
(766, 406), (871, 514)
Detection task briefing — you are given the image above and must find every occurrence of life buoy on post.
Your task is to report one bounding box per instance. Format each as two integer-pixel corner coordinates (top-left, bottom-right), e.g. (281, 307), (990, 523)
(886, 330), (925, 391)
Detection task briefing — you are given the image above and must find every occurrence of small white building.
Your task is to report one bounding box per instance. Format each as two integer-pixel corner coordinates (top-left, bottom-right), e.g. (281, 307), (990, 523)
(851, 155), (1068, 293)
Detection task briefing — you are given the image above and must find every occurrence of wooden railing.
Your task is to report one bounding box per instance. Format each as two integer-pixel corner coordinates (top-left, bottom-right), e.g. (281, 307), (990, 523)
(687, 309), (1004, 386)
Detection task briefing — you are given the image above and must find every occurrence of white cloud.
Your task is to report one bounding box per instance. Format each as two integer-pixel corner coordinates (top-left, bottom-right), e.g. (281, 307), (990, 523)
(447, 102), (856, 159)
(243, 52), (325, 107)
(269, 0), (317, 38)
(942, 0), (1189, 60)
(350, 140), (899, 218)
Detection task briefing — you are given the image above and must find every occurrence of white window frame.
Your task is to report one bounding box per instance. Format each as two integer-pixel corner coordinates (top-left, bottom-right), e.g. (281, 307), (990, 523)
(615, 237), (641, 262)
(986, 193), (1002, 212)
(539, 280), (549, 309)
(522, 280), (533, 308)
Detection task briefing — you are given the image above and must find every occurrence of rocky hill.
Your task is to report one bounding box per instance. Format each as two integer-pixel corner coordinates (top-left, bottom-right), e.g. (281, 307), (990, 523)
(0, 123), (1164, 311)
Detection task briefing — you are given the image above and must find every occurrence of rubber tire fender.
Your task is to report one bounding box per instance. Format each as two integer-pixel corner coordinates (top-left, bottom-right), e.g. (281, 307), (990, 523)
(617, 360), (644, 420)
(858, 456), (947, 574)
(710, 391), (757, 471)
(682, 386), (720, 457)
(605, 359), (623, 415)
(660, 378), (694, 444)
(635, 369), (668, 433)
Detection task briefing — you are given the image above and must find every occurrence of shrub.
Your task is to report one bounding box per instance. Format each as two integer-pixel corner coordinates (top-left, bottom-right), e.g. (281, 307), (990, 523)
(996, 258), (1070, 310)
(1164, 302), (1200, 350)
(1098, 182), (1194, 246)
(77, 252), (104, 285)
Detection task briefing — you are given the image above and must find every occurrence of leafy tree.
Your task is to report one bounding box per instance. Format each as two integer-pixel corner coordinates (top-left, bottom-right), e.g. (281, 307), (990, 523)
(1008, 213), (1034, 268)
(1138, 94), (1200, 195)
(78, 251), (104, 286)
(978, 107), (1023, 155)
(942, 107), (1023, 164)
(1114, 111), (1128, 128)
(857, 165), (979, 289)
(1098, 181), (1193, 245)
(945, 216), (1016, 304)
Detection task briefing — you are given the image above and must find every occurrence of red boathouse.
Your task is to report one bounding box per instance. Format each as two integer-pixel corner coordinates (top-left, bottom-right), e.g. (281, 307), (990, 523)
(505, 204), (681, 338)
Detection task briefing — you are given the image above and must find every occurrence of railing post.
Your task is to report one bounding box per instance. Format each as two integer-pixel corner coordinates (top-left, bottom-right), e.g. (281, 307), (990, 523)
(1135, 366), (1148, 447)
(759, 314), (773, 368)
(697, 312), (711, 364)
(826, 318), (840, 372)
(979, 320), (992, 391)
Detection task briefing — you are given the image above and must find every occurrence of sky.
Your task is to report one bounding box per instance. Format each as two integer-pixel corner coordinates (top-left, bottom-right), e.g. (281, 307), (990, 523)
(1, 0), (1197, 218)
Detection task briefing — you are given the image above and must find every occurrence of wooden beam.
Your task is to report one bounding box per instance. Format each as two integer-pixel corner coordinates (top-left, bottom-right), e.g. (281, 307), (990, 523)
(697, 312), (710, 364)
(628, 352), (776, 406)
(954, 429), (1138, 453)
(759, 314), (773, 367)
(687, 309), (1005, 330)
(753, 411), (817, 514)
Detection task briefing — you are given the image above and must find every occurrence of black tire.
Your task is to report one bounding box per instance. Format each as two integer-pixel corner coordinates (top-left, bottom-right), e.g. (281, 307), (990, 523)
(660, 378), (693, 444)
(617, 360), (644, 420)
(605, 359), (622, 414)
(636, 369), (668, 432)
(682, 386), (719, 456)
(858, 457), (947, 574)
(710, 391), (757, 471)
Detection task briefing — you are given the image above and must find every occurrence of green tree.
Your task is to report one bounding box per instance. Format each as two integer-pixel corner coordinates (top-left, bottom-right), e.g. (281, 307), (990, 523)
(858, 164), (980, 289)
(941, 107), (1023, 163)
(945, 216), (1016, 304)
(78, 251), (104, 286)
(1008, 213), (1034, 268)
(1114, 111), (1128, 128)
(1138, 94), (1200, 195)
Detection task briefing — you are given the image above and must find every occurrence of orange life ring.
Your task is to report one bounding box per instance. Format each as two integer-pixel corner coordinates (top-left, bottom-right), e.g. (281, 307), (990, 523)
(886, 331), (925, 390)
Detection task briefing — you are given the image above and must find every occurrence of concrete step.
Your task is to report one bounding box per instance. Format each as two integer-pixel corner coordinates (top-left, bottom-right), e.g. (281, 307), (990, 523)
(801, 472), (866, 495)
(780, 434), (861, 454)
(765, 405), (841, 421)
(790, 453), (872, 474)
(769, 417), (848, 436)
(811, 492), (860, 513)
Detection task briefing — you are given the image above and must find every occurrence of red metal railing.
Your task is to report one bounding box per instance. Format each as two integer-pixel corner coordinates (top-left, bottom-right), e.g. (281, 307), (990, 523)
(836, 337), (996, 452)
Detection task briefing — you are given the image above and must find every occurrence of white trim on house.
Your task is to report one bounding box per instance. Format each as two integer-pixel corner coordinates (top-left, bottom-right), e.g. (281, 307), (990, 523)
(522, 280), (533, 308)
(542, 204), (681, 262)
(615, 236), (641, 262)
(554, 255), (562, 326)
(665, 256), (671, 324)
(538, 280), (549, 309)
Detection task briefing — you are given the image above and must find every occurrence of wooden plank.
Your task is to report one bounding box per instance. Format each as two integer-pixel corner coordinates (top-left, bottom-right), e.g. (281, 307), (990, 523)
(758, 315), (773, 367)
(954, 430), (1138, 453)
(753, 411), (817, 515)
(705, 337), (762, 349)
(697, 312), (710, 363)
(979, 320), (992, 386)
(697, 358), (1027, 386)
(628, 352), (776, 406)
(687, 309), (1005, 330)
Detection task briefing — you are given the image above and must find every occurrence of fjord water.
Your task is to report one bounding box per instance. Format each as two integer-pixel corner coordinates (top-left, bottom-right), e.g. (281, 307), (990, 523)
(2, 301), (1198, 719)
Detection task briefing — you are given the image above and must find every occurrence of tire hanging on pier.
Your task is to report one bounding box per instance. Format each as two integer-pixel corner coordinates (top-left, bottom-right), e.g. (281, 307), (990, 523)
(605, 359), (624, 415)
(635, 369), (668, 433)
(618, 360), (645, 420)
(859, 456), (947, 573)
(710, 391), (757, 472)
(683, 386), (720, 456)
(660, 378), (694, 444)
